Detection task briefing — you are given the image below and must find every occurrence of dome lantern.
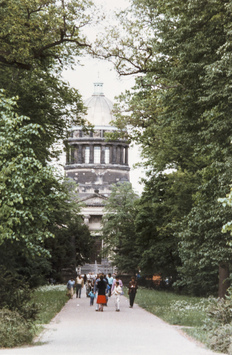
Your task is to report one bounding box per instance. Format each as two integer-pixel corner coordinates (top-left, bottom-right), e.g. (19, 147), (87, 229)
(93, 82), (104, 96)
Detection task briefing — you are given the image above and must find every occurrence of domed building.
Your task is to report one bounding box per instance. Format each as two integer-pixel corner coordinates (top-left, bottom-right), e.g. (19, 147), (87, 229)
(64, 82), (130, 273)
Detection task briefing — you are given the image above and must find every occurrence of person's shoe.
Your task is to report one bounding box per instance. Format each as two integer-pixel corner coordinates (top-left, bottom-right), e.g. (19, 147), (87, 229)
(116, 309), (120, 312)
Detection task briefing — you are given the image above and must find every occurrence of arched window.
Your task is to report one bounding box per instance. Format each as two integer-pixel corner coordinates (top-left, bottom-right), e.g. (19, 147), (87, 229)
(94, 146), (101, 164)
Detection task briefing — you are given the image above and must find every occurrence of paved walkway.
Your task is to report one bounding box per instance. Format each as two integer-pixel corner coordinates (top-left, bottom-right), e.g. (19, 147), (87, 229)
(0, 294), (225, 355)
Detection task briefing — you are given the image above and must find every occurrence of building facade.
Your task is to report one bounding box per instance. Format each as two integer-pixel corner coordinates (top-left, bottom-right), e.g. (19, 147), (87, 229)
(64, 82), (130, 273)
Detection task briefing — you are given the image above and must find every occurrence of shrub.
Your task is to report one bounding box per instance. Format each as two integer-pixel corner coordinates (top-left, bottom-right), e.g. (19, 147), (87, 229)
(0, 267), (38, 320)
(207, 324), (232, 354)
(0, 309), (34, 348)
(204, 291), (232, 353)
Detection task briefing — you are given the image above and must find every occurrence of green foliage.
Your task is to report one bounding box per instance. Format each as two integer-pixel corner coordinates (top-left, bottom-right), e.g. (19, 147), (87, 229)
(0, 309), (34, 348)
(100, 0), (232, 296)
(0, 0), (94, 70)
(0, 92), (92, 289)
(46, 212), (93, 281)
(102, 182), (139, 273)
(131, 287), (232, 353)
(135, 171), (196, 279)
(0, 0), (96, 163)
(134, 288), (209, 327)
(0, 91), (68, 256)
(0, 67), (86, 162)
(203, 290), (232, 353)
(33, 285), (67, 325)
(0, 285), (67, 348)
(0, 267), (38, 321)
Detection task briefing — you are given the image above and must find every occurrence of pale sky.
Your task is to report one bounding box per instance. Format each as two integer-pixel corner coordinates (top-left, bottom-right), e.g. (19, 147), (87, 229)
(62, 0), (145, 194)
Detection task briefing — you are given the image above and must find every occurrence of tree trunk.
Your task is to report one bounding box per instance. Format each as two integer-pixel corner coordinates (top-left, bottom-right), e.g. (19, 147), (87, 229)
(218, 263), (230, 298)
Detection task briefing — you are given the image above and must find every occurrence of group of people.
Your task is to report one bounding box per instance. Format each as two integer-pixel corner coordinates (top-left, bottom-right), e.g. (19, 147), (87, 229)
(67, 273), (138, 312)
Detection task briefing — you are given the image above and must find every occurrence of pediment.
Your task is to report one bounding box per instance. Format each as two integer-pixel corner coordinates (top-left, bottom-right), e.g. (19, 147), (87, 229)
(81, 193), (108, 206)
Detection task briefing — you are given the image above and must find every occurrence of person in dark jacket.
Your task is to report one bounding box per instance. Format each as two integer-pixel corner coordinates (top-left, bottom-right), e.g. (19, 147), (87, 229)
(95, 275), (107, 312)
(128, 276), (138, 308)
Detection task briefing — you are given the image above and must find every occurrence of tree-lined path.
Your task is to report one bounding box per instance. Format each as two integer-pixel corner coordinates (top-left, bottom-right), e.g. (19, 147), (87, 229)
(0, 295), (225, 355)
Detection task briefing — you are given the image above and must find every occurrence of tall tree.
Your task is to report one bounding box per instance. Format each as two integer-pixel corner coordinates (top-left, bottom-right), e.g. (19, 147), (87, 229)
(0, 0), (96, 162)
(0, 92), (91, 284)
(101, 182), (139, 274)
(0, 0), (93, 70)
(98, 0), (232, 296)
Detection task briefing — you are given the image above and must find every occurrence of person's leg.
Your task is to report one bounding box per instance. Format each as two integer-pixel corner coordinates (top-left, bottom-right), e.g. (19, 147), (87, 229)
(95, 294), (99, 311)
(130, 292), (136, 307)
(116, 295), (120, 311)
(129, 292), (133, 307)
(114, 295), (117, 310)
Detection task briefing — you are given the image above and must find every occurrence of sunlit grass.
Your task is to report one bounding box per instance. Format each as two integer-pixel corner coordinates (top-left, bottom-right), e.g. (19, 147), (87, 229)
(33, 284), (67, 325)
(134, 288), (209, 326)
(127, 287), (212, 347)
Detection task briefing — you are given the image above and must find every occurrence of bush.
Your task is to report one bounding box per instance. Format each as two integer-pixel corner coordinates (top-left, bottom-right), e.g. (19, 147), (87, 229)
(0, 309), (34, 348)
(0, 267), (38, 320)
(208, 324), (232, 354)
(204, 291), (232, 353)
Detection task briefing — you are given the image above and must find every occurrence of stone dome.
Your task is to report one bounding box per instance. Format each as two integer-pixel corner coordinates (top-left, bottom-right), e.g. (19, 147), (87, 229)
(84, 82), (115, 127)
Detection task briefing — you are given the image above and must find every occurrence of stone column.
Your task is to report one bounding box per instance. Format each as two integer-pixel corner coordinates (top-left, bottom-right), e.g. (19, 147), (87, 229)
(109, 145), (113, 164)
(90, 144), (94, 163)
(101, 145), (105, 164)
(74, 145), (78, 163)
(112, 144), (117, 164)
(77, 145), (83, 163)
(125, 147), (129, 165)
(116, 146), (121, 164)
(84, 215), (90, 225)
(120, 146), (124, 165)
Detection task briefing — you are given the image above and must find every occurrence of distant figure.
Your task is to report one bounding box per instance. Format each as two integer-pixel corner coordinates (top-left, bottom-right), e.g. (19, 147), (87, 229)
(128, 276), (138, 308)
(76, 274), (84, 298)
(88, 290), (95, 306)
(95, 275), (107, 312)
(112, 281), (122, 312)
(107, 273), (114, 297)
(86, 280), (92, 297)
(67, 278), (75, 299)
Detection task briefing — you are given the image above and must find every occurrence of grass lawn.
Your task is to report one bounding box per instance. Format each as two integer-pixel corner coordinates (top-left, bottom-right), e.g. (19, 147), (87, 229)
(128, 287), (211, 346)
(32, 284), (68, 334)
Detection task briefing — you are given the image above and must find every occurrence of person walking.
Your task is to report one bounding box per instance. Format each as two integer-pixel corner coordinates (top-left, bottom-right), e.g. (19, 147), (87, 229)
(66, 278), (75, 299)
(128, 276), (138, 308)
(111, 275), (123, 293)
(75, 274), (84, 298)
(107, 273), (114, 297)
(112, 281), (122, 312)
(95, 275), (107, 312)
(88, 289), (95, 306)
